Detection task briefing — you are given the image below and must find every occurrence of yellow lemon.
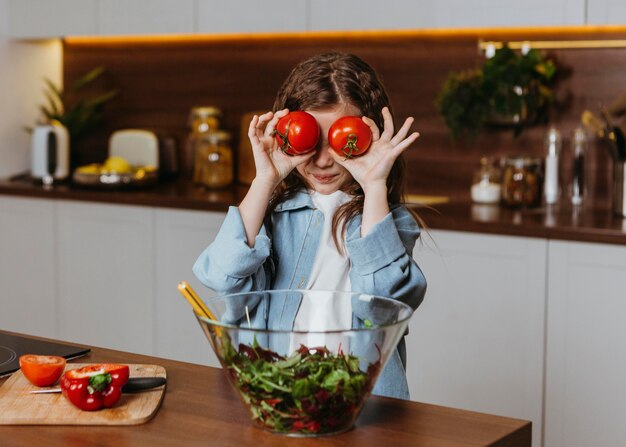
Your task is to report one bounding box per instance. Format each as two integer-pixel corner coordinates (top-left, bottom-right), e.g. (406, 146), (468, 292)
(103, 156), (132, 174)
(76, 164), (101, 174)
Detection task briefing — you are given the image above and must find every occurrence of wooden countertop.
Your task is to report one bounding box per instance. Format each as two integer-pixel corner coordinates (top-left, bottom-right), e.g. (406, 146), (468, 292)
(0, 334), (531, 447)
(2, 175), (626, 245)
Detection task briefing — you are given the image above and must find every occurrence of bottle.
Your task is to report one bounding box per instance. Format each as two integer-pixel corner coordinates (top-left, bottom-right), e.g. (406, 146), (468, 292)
(194, 130), (233, 188)
(471, 157), (502, 204)
(570, 127), (587, 206)
(544, 127), (561, 205)
(184, 106), (222, 178)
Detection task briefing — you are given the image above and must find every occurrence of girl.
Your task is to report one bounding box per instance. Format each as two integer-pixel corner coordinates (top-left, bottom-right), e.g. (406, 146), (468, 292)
(193, 52), (426, 400)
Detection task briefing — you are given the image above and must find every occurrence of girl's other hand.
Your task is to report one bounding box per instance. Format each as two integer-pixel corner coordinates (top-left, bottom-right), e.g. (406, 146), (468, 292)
(330, 107), (419, 194)
(248, 109), (315, 190)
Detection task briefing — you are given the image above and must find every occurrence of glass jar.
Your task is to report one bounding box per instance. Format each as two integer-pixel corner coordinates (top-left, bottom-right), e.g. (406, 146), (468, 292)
(471, 157), (502, 204)
(193, 130), (233, 188)
(188, 106), (221, 132)
(501, 156), (544, 208)
(184, 106), (222, 177)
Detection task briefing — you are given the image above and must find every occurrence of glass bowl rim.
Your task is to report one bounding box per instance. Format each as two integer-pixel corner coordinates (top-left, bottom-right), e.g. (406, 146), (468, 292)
(195, 288), (414, 334)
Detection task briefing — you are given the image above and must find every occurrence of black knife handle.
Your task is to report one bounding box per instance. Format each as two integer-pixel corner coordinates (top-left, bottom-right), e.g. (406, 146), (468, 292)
(121, 377), (167, 393)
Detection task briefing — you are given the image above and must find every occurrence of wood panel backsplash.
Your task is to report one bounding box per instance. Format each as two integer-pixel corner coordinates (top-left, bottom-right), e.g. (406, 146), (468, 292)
(64, 28), (626, 197)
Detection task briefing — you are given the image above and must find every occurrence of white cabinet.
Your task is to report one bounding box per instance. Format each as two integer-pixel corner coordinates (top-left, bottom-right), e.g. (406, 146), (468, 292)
(8, 0), (196, 38)
(7, 0), (591, 39)
(98, 0), (194, 36)
(0, 196), (226, 361)
(154, 208), (224, 367)
(0, 196), (57, 338)
(587, 0), (626, 24)
(431, 0), (585, 28)
(7, 0), (97, 38)
(56, 201), (155, 354)
(408, 230), (546, 447)
(309, 0), (431, 31)
(309, 0), (585, 30)
(196, 0), (308, 33)
(7, 0), (308, 38)
(545, 240), (626, 447)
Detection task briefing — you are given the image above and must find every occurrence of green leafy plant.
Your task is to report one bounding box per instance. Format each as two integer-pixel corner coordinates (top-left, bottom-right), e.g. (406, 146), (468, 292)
(37, 66), (118, 146)
(436, 44), (557, 142)
(221, 337), (380, 434)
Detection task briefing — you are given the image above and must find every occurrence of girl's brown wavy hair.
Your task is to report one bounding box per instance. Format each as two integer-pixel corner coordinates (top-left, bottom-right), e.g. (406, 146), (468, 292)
(270, 52), (422, 249)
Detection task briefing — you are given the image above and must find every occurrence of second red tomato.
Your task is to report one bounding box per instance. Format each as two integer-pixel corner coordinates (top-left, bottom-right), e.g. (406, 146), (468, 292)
(328, 116), (372, 158)
(273, 111), (320, 155)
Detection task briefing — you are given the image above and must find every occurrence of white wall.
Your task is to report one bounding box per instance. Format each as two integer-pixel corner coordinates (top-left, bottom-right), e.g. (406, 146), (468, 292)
(0, 0), (62, 178)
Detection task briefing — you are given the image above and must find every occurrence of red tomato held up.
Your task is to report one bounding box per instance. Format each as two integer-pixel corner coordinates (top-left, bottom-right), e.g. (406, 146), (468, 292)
(273, 111), (320, 155)
(19, 354), (66, 387)
(328, 116), (372, 158)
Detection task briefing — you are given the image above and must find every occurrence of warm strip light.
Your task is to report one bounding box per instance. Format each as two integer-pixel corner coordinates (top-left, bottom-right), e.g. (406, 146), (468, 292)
(63, 24), (626, 45)
(480, 39), (626, 50)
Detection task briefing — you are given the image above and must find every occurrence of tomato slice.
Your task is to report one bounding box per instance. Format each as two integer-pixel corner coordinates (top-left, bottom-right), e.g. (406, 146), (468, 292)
(19, 354), (66, 387)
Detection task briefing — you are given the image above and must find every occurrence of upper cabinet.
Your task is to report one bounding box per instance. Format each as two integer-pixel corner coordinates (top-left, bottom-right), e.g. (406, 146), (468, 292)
(7, 0), (308, 38)
(98, 0), (194, 35)
(7, 0), (97, 38)
(587, 0), (626, 24)
(196, 0), (307, 34)
(8, 0), (618, 38)
(308, 0), (586, 30)
(309, 0), (432, 31)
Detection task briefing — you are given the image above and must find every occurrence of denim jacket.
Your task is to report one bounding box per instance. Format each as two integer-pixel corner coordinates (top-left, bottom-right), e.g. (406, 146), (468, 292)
(193, 190), (427, 399)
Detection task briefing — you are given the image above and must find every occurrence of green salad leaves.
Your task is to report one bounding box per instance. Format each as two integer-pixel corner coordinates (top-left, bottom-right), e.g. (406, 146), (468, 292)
(221, 338), (380, 435)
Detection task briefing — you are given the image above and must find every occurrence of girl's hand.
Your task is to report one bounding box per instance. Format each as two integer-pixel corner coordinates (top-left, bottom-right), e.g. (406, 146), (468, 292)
(330, 107), (419, 194)
(248, 109), (315, 190)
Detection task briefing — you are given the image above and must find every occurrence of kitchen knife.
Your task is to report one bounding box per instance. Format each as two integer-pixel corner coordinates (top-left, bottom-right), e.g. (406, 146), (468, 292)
(29, 376), (166, 394)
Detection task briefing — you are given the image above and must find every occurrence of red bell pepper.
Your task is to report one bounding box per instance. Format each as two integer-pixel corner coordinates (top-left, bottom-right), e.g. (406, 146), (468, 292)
(60, 364), (130, 411)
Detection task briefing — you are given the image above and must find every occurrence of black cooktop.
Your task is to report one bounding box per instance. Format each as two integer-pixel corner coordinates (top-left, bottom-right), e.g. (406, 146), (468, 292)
(0, 332), (90, 377)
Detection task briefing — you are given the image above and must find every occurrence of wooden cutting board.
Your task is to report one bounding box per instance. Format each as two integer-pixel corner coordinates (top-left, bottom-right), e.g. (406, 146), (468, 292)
(0, 363), (166, 425)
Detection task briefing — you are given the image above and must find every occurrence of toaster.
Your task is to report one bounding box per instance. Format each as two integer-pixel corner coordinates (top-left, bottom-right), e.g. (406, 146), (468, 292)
(109, 129), (159, 168)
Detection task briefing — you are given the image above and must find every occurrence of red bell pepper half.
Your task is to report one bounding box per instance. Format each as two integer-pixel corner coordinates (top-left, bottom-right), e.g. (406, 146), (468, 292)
(60, 364), (130, 411)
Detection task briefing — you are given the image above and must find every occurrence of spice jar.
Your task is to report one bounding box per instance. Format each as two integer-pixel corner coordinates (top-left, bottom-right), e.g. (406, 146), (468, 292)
(471, 157), (502, 204)
(193, 130), (233, 188)
(184, 106), (222, 177)
(501, 156), (544, 208)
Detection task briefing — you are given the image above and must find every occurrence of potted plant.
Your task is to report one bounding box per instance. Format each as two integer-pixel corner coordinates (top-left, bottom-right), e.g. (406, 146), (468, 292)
(32, 66), (118, 148)
(436, 44), (557, 142)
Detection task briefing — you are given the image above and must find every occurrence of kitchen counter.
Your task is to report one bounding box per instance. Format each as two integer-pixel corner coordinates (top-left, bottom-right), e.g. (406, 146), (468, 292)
(2, 174), (626, 245)
(0, 331), (531, 447)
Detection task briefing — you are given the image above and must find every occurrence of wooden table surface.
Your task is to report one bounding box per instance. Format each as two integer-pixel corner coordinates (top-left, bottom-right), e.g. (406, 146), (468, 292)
(0, 340), (531, 447)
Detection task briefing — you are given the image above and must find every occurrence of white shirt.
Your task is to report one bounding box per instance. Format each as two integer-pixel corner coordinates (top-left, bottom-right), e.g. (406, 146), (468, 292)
(305, 190), (352, 292)
(291, 190), (353, 351)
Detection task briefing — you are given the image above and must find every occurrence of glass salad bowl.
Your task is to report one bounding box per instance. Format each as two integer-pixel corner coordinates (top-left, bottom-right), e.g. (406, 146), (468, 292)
(193, 289), (414, 437)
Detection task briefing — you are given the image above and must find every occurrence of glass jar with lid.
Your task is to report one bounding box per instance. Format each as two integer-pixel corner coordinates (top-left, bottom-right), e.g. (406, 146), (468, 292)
(193, 130), (233, 188)
(471, 157), (502, 204)
(189, 106), (221, 132)
(501, 156), (544, 208)
(184, 106), (222, 177)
